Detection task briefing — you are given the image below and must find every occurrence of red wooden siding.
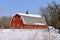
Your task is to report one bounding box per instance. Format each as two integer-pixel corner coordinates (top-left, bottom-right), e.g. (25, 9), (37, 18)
(10, 14), (23, 28)
(9, 14), (47, 29)
(23, 24), (47, 29)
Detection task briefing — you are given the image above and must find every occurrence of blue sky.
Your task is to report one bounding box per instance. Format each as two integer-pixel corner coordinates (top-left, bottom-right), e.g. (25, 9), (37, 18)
(0, 0), (60, 16)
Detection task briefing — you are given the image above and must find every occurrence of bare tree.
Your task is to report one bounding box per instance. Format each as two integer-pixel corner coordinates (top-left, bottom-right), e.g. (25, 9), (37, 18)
(40, 1), (60, 32)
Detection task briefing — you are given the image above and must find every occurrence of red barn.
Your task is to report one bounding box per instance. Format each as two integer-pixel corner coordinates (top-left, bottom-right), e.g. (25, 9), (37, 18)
(9, 13), (47, 29)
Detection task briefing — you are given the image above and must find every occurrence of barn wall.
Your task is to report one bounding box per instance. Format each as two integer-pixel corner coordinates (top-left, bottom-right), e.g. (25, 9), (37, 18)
(10, 14), (23, 28)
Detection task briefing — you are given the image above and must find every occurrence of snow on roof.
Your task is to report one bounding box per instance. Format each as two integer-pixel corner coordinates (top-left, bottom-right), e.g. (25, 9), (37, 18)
(17, 13), (42, 18)
(16, 13), (46, 25)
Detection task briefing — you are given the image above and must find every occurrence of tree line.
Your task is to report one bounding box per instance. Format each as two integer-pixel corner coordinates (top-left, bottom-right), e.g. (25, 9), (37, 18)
(0, 16), (11, 28)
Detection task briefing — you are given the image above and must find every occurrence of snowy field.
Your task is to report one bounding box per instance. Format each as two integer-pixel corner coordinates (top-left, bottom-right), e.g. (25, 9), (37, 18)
(0, 29), (60, 40)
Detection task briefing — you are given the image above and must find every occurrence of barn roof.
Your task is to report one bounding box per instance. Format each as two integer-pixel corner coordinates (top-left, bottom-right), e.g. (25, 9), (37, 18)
(17, 13), (47, 25)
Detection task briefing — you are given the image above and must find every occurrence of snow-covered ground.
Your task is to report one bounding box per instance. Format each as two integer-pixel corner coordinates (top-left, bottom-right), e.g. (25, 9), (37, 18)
(0, 29), (60, 40)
